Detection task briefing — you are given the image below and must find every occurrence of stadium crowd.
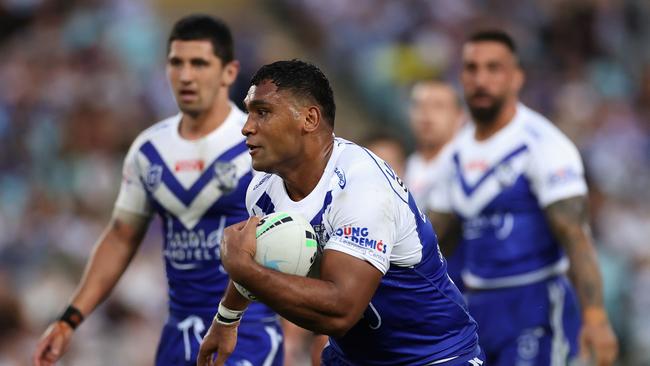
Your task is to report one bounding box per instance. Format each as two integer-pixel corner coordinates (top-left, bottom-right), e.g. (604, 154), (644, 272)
(1, 0), (649, 365)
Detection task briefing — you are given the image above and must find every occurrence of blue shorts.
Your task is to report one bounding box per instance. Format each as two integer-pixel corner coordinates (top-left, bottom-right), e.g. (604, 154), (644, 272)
(321, 343), (486, 366)
(155, 311), (284, 366)
(466, 276), (580, 366)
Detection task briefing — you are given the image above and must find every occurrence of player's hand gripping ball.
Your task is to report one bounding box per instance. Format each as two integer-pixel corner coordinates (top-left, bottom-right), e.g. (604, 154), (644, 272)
(234, 212), (319, 300)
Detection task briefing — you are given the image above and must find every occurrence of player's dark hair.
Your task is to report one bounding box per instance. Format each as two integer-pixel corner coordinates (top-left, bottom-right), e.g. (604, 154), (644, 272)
(167, 14), (234, 63)
(467, 30), (517, 55)
(251, 59), (336, 128)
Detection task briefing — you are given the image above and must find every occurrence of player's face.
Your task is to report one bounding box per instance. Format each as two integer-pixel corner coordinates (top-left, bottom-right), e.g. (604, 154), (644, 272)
(409, 83), (461, 148)
(242, 80), (306, 173)
(166, 40), (237, 117)
(461, 41), (522, 124)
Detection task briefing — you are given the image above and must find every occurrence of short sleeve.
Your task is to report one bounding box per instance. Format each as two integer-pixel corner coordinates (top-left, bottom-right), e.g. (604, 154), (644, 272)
(246, 172), (273, 217)
(114, 140), (153, 217)
(324, 179), (396, 274)
(426, 152), (455, 213)
(527, 133), (588, 207)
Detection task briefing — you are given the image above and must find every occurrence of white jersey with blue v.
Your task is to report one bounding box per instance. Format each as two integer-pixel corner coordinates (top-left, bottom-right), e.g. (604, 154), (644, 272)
(114, 105), (274, 319)
(431, 103), (587, 289)
(247, 138), (480, 366)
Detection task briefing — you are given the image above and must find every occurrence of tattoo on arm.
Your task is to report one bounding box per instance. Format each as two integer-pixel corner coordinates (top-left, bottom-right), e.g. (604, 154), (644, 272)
(427, 211), (461, 257)
(545, 196), (604, 309)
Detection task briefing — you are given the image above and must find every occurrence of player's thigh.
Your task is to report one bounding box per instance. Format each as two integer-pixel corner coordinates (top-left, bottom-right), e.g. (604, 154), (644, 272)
(468, 276), (580, 364)
(490, 327), (553, 366)
(155, 321), (194, 366)
(155, 315), (284, 366)
(490, 327), (575, 366)
(230, 319), (284, 366)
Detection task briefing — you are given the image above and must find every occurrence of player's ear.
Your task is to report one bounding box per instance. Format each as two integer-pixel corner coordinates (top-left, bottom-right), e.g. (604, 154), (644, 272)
(303, 106), (321, 133)
(512, 67), (525, 94)
(221, 60), (240, 87)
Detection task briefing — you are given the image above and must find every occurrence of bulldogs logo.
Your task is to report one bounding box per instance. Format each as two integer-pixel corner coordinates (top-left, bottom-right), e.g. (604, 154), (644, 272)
(495, 161), (518, 188)
(145, 164), (163, 192)
(214, 161), (239, 193)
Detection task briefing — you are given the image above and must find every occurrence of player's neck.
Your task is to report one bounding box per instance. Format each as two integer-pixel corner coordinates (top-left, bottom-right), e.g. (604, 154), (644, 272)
(281, 134), (335, 202)
(179, 96), (231, 140)
(418, 143), (446, 162)
(474, 101), (517, 141)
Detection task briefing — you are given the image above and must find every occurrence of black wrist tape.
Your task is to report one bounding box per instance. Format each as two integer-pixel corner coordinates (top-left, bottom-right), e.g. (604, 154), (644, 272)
(59, 305), (84, 330)
(216, 312), (241, 324)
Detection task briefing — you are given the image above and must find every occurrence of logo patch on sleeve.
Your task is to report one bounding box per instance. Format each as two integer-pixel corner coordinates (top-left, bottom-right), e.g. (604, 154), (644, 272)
(333, 226), (387, 253)
(547, 167), (580, 186)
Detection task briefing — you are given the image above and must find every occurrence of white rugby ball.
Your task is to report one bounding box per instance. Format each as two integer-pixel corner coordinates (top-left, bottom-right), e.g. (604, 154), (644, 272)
(234, 212), (318, 301)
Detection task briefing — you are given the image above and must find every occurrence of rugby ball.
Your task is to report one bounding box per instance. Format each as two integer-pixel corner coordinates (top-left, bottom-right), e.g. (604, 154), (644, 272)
(234, 212), (318, 301)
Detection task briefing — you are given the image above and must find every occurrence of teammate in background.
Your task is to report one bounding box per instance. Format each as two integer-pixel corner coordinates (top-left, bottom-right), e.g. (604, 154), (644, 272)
(428, 30), (618, 365)
(406, 81), (463, 210)
(363, 132), (407, 178)
(33, 15), (283, 366)
(404, 80), (464, 290)
(197, 60), (483, 366)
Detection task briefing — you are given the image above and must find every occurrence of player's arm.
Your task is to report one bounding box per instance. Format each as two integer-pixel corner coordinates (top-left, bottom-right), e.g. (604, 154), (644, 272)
(231, 218), (381, 336)
(428, 211), (461, 257)
(68, 210), (150, 315)
(241, 247), (380, 336)
(33, 211), (149, 366)
(198, 218), (381, 366)
(544, 196), (618, 365)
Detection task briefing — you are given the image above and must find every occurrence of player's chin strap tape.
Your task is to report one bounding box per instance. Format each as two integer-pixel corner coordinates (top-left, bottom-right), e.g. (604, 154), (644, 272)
(215, 302), (245, 326)
(59, 305), (84, 330)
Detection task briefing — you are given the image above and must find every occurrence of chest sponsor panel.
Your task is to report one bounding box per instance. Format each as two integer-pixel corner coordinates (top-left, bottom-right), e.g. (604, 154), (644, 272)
(162, 215), (227, 270)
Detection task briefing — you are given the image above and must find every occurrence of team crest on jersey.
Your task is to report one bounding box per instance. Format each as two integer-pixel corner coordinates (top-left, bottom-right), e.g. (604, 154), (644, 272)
(495, 161), (519, 188)
(145, 164), (163, 192)
(214, 161), (239, 193)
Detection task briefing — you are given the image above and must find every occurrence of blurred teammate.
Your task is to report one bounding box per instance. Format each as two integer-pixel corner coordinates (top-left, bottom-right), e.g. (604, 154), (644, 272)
(363, 132), (407, 178)
(404, 80), (464, 290)
(197, 60), (483, 366)
(428, 30), (618, 365)
(33, 15), (282, 366)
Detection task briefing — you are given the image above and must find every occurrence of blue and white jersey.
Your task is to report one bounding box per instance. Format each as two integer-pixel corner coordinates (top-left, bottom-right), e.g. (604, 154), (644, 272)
(247, 138), (478, 366)
(404, 145), (453, 211)
(115, 104), (273, 319)
(430, 103), (587, 289)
